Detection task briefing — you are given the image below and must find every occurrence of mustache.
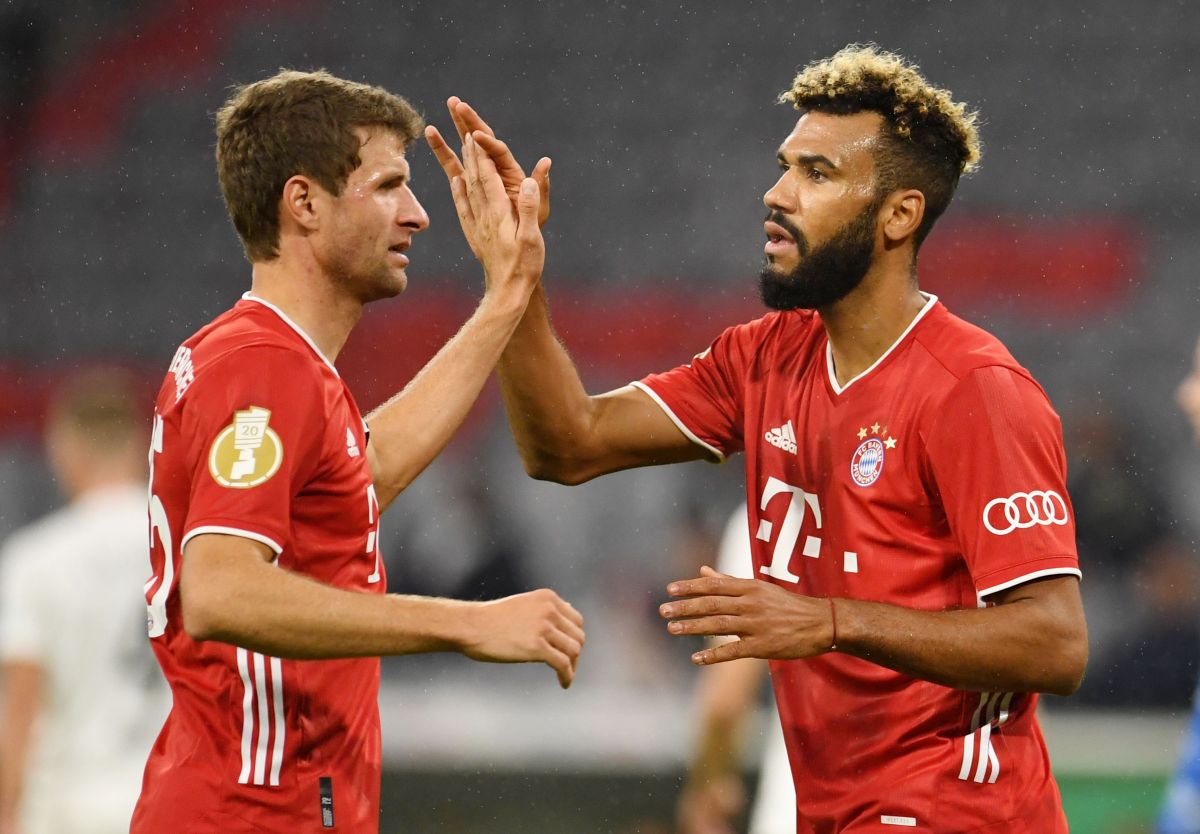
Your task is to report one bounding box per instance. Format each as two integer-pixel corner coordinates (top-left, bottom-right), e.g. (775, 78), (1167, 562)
(764, 212), (808, 255)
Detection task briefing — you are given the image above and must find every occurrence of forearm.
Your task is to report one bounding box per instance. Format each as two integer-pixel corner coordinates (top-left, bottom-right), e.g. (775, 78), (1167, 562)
(366, 289), (528, 507)
(496, 286), (601, 481)
(182, 550), (477, 659)
(835, 592), (1087, 695)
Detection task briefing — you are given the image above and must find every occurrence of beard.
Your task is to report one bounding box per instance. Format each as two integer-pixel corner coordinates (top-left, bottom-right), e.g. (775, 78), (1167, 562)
(758, 200), (880, 311)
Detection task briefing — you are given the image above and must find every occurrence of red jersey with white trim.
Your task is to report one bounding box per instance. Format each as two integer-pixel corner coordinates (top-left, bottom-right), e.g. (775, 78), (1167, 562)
(636, 295), (1078, 834)
(133, 295), (385, 834)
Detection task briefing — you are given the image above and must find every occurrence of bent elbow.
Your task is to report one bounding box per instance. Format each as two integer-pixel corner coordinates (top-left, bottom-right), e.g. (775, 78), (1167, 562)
(520, 448), (592, 485)
(181, 593), (219, 643)
(1044, 633), (1090, 697)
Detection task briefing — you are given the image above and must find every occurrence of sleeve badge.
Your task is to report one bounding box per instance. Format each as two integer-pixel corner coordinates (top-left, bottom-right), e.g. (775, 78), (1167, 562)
(208, 406), (284, 488)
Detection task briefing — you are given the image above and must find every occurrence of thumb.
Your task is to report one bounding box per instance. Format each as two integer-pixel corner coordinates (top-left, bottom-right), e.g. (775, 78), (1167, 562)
(516, 177), (541, 238)
(699, 565), (728, 578)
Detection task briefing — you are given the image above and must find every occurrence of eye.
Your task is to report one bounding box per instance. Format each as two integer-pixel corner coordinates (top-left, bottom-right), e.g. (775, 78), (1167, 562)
(806, 166), (827, 182)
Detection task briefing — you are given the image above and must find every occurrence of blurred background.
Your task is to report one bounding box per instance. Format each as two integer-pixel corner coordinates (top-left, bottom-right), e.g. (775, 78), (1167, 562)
(1, 0), (1198, 831)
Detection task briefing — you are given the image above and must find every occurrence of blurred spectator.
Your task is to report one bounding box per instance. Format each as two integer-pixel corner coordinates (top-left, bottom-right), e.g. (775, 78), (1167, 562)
(677, 505), (793, 834)
(0, 369), (170, 834)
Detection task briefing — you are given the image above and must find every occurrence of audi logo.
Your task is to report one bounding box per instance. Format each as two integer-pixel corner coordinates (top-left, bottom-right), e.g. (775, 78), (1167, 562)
(982, 490), (1070, 536)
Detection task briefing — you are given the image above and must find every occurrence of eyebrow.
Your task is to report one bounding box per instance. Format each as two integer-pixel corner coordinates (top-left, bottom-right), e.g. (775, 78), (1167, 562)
(778, 152), (839, 170)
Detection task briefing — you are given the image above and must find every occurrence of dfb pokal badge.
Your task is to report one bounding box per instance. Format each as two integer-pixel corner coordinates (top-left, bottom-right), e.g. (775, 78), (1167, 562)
(850, 437), (885, 487)
(209, 406), (283, 488)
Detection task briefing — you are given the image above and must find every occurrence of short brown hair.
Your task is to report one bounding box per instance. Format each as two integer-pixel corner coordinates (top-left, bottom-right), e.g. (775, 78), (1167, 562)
(47, 368), (145, 448)
(215, 69), (424, 262)
(781, 45), (981, 249)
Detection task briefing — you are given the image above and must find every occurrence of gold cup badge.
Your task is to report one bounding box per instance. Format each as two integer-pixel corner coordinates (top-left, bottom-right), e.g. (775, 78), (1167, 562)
(208, 406), (283, 488)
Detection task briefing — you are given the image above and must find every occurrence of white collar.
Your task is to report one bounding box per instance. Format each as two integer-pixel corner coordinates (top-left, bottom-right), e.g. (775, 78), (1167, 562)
(825, 292), (937, 395)
(242, 292), (340, 377)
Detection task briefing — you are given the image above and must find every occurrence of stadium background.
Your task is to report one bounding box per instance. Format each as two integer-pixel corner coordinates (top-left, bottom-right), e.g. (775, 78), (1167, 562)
(1, 0), (1197, 831)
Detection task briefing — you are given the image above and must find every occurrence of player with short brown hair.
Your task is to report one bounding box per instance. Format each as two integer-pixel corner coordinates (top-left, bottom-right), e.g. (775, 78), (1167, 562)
(434, 45), (1087, 832)
(132, 69), (581, 834)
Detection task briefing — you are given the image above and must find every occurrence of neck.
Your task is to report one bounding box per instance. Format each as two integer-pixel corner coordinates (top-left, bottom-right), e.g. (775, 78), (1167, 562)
(249, 253), (362, 363)
(819, 259), (928, 388)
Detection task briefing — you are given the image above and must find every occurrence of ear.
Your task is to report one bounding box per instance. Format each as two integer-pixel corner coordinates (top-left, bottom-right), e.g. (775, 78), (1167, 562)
(279, 175), (323, 234)
(880, 188), (925, 245)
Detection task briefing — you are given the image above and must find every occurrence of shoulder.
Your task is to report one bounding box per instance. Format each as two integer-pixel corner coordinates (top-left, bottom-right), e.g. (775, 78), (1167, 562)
(710, 308), (822, 364)
(912, 302), (1032, 384)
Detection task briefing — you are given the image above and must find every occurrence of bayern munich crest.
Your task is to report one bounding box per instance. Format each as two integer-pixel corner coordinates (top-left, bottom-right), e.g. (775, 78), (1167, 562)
(850, 438), (885, 486)
(850, 422), (897, 487)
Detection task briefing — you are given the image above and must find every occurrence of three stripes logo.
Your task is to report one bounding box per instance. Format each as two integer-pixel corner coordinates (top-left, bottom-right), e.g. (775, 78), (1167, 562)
(764, 420), (798, 455)
(959, 691), (1014, 785)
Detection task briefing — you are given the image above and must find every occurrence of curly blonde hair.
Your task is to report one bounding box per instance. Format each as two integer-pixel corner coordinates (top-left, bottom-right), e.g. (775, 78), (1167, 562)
(781, 45), (981, 247)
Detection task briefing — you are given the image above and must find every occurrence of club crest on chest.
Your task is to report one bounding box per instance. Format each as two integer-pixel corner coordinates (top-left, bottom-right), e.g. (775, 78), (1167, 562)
(851, 422), (897, 487)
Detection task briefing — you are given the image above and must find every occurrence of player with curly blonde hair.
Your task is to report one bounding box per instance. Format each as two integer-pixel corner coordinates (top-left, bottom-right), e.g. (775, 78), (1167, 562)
(434, 44), (1086, 833)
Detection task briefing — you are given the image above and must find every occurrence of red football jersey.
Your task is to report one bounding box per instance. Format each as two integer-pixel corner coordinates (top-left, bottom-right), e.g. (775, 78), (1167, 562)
(637, 295), (1079, 833)
(133, 294), (386, 833)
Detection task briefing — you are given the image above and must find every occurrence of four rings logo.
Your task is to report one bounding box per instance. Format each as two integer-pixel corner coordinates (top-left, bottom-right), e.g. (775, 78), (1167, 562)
(982, 490), (1069, 536)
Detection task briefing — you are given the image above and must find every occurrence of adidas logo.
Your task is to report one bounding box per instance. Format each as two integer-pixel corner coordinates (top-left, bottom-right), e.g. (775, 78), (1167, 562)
(764, 420), (797, 454)
(346, 427), (361, 458)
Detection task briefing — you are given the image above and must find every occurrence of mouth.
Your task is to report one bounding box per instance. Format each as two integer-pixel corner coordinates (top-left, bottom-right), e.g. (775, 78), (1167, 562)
(387, 242), (410, 266)
(764, 221), (797, 256)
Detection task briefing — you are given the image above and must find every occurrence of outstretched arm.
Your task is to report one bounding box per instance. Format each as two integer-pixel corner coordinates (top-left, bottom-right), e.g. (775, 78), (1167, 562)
(426, 98), (709, 484)
(365, 133), (544, 509)
(181, 534), (585, 688)
(660, 567), (1087, 696)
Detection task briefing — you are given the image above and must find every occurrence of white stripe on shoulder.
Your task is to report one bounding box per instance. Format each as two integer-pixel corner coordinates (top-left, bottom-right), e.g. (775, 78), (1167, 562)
(977, 567), (1081, 600)
(628, 381), (726, 462)
(242, 292), (340, 376)
(182, 525), (284, 555)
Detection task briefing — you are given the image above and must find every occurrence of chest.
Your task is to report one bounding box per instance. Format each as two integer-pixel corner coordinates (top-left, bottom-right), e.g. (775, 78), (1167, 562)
(740, 355), (953, 598)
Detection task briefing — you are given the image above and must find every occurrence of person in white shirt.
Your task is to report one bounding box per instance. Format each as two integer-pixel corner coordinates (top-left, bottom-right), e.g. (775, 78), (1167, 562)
(0, 369), (171, 834)
(677, 505), (795, 834)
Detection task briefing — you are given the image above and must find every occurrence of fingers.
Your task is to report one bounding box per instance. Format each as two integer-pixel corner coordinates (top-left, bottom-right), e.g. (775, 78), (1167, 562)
(543, 627), (583, 689)
(659, 592), (743, 621)
(691, 638), (753, 666)
(424, 125), (464, 181)
(666, 614), (741, 638)
(532, 157), (551, 227)
(448, 97), (496, 141)
(698, 564), (728, 579)
(665, 575), (748, 599)
(515, 178), (542, 246)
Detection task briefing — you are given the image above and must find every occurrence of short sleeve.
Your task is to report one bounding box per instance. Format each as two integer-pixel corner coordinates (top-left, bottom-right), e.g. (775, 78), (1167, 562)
(924, 366), (1081, 598)
(632, 322), (760, 461)
(179, 346), (328, 555)
(0, 539), (45, 661)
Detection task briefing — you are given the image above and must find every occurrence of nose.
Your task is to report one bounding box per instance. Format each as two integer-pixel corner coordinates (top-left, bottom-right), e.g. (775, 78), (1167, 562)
(398, 187), (430, 233)
(763, 170), (794, 214)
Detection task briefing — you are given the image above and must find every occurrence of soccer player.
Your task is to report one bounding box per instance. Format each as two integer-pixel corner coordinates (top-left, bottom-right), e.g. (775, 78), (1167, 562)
(434, 46), (1088, 832)
(0, 371), (171, 834)
(131, 71), (583, 834)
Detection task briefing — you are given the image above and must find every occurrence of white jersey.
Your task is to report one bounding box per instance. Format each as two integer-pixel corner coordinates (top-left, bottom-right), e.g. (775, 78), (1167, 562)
(715, 505), (796, 834)
(0, 484), (171, 834)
